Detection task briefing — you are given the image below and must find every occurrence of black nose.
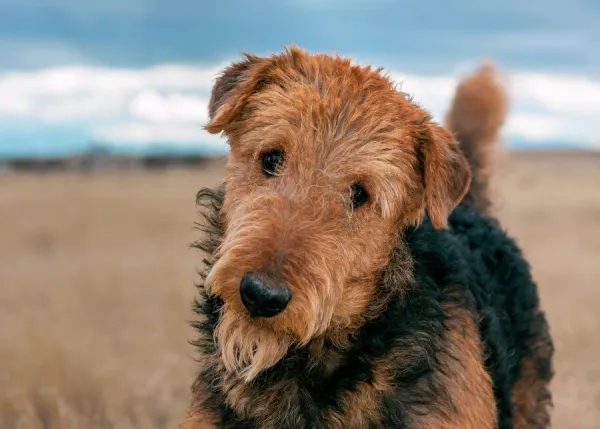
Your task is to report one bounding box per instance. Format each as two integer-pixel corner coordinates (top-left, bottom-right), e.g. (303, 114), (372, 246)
(240, 273), (291, 318)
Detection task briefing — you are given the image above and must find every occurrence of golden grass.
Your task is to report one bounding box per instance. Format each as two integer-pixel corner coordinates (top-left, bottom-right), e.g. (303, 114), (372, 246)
(1, 152), (599, 428)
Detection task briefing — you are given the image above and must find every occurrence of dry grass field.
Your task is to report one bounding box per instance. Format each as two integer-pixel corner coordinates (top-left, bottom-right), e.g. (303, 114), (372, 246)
(1, 152), (599, 428)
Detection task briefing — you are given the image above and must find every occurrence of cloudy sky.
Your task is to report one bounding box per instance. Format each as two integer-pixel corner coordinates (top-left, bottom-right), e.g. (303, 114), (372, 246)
(0, 0), (599, 157)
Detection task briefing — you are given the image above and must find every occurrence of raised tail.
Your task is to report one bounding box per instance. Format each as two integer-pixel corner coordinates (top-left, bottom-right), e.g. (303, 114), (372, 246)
(446, 63), (508, 215)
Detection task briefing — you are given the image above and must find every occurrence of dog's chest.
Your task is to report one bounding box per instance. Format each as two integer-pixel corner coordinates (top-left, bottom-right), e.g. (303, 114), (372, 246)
(219, 348), (393, 429)
(222, 378), (385, 429)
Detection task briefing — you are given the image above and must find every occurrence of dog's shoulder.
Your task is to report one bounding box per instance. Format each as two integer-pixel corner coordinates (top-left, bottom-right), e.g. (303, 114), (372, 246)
(401, 204), (543, 427)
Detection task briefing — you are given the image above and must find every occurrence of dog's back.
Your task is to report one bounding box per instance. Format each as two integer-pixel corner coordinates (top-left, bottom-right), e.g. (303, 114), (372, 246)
(405, 204), (553, 429)
(423, 66), (554, 428)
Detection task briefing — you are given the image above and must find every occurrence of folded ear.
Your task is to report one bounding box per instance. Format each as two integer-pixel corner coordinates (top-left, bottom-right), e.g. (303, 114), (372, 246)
(420, 122), (471, 229)
(206, 54), (271, 134)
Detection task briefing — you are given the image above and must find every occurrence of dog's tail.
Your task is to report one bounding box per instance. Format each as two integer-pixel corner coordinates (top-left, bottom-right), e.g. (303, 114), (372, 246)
(445, 62), (508, 215)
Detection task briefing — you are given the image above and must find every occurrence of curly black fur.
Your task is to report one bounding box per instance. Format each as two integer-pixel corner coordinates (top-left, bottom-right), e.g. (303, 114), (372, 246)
(189, 189), (553, 429)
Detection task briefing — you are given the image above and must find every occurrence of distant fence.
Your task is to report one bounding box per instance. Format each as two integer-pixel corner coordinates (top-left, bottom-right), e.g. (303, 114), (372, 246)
(0, 154), (226, 173)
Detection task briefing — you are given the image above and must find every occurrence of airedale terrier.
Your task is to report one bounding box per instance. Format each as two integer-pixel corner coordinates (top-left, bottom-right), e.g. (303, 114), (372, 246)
(183, 46), (553, 429)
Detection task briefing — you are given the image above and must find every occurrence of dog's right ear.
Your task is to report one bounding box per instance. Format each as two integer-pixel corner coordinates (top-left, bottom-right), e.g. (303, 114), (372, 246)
(205, 54), (271, 134)
(419, 122), (471, 229)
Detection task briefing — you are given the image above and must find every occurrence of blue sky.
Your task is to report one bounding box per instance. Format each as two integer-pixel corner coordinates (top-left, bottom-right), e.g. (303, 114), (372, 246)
(0, 0), (599, 158)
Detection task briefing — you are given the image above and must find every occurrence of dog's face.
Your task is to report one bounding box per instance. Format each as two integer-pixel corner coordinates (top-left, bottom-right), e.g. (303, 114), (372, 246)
(204, 47), (470, 380)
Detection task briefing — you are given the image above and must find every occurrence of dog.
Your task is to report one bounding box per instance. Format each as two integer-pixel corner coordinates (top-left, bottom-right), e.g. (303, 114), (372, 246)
(182, 46), (553, 429)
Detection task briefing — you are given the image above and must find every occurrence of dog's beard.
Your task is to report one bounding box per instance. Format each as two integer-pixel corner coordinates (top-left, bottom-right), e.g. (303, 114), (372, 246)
(215, 305), (294, 382)
(207, 244), (346, 382)
(212, 283), (338, 383)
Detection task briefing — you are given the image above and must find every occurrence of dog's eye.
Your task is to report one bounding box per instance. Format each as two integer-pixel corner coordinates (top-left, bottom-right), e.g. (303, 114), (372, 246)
(261, 150), (284, 176)
(350, 183), (369, 209)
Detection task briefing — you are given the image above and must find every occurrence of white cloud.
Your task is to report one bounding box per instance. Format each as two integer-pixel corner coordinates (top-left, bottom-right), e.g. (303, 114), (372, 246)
(396, 70), (600, 148)
(0, 63), (227, 149)
(39, 92), (129, 122)
(0, 60), (599, 150)
(392, 73), (456, 119)
(0, 64), (224, 97)
(0, 63), (225, 127)
(94, 122), (221, 145)
(0, 89), (33, 115)
(512, 72), (600, 117)
(129, 91), (209, 124)
(506, 113), (569, 140)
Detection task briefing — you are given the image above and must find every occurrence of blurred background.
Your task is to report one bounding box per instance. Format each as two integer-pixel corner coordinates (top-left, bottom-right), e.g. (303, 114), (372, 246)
(0, 1), (599, 428)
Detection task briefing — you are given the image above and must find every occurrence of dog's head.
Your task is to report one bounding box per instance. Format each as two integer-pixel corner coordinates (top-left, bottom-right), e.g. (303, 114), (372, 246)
(203, 46), (470, 380)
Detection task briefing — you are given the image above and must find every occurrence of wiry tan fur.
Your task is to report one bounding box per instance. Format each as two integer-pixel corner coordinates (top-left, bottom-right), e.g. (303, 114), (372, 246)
(413, 300), (497, 428)
(203, 46), (470, 381)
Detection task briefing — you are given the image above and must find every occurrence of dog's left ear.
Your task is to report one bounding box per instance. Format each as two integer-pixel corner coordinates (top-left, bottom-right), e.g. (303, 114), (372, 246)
(205, 54), (271, 134)
(420, 122), (471, 229)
